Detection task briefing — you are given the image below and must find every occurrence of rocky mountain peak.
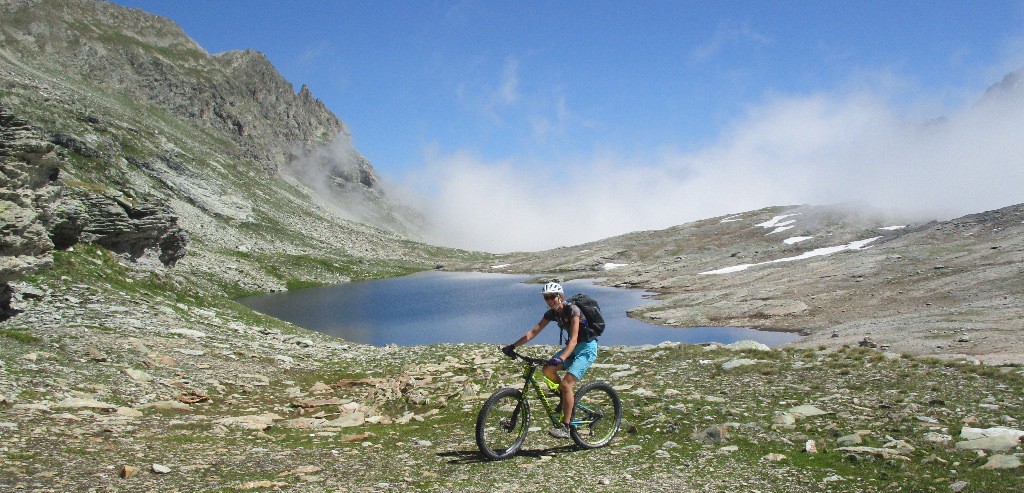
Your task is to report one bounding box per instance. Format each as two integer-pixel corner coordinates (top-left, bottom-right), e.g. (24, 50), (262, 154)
(0, 0), (348, 173)
(980, 65), (1024, 103)
(1, 0), (203, 55)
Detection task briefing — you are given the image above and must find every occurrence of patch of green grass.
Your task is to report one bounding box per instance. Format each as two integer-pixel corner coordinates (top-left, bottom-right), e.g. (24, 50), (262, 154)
(222, 248), (428, 292)
(61, 179), (112, 194)
(284, 279), (329, 291)
(29, 245), (177, 298)
(5, 452), (37, 461)
(0, 329), (42, 344)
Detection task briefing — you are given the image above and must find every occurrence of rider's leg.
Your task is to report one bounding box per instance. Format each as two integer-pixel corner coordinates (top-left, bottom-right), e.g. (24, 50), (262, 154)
(558, 341), (597, 426)
(559, 372), (578, 425)
(542, 362), (561, 386)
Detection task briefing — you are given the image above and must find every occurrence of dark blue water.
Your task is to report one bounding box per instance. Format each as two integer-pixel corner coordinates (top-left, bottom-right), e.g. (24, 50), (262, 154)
(238, 271), (800, 347)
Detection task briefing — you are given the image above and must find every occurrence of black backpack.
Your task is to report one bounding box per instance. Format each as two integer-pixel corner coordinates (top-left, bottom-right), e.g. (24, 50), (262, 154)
(560, 293), (606, 343)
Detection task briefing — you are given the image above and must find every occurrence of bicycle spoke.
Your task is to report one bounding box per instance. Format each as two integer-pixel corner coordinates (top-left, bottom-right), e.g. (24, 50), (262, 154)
(476, 388), (530, 460)
(569, 382), (621, 449)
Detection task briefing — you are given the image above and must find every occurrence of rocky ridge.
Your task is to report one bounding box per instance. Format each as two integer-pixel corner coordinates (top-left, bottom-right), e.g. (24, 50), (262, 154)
(459, 203), (1024, 365)
(0, 0), (348, 172)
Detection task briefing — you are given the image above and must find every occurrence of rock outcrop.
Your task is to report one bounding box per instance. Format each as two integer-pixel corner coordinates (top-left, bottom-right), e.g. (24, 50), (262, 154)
(0, 0), (347, 173)
(0, 105), (59, 318)
(50, 190), (188, 266)
(1, 103), (188, 318)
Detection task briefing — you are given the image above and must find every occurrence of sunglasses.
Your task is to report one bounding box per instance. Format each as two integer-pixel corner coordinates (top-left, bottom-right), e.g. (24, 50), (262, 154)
(543, 294), (559, 300)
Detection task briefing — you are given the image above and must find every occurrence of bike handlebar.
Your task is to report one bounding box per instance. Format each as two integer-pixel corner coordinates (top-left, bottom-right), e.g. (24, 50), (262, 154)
(503, 347), (550, 366)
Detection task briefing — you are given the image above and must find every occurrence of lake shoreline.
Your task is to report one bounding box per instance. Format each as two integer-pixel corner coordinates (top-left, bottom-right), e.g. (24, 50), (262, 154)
(239, 270), (801, 348)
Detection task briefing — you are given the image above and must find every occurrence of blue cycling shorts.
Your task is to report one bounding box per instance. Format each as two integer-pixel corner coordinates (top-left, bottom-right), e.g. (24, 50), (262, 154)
(552, 339), (598, 380)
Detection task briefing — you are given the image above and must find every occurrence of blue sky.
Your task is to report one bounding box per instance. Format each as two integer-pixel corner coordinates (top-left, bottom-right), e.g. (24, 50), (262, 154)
(112, 1), (1024, 252)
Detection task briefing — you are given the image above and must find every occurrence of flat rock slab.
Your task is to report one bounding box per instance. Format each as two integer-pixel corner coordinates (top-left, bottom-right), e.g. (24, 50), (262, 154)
(956, 426), (1023, 452)
(836, 446), (910, 461)
(216, 414), (281, 430)
(981, 454), (1022, 470)
(55, 398), (118, 411)
(960, 426), (1024, 441)
(139, 400), (191, 411)
(712, 340), (772, 352)
(788, 405), (830, 418)
(955, 435), (1021, 452)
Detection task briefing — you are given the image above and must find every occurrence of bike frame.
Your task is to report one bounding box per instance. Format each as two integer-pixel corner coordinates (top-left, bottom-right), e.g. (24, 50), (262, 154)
(511, 351), (601, 428)
(519, 360), (563, 426)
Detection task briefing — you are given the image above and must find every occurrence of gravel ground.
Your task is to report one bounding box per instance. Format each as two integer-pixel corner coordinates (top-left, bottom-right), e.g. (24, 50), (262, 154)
(2, 249), (1022, 492)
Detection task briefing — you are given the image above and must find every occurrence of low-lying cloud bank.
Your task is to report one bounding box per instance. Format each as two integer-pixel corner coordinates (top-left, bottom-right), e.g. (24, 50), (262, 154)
(408, 72), (1024, 253)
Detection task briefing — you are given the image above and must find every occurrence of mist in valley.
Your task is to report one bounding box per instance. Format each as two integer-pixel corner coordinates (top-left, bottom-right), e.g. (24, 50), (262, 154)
(290, 70), (1024, 254)
(404, 73), (1024, 253)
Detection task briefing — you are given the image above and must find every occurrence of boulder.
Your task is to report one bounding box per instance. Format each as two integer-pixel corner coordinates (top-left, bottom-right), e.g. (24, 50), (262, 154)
(980, 454), (1022, 470)
(837, 433), (863, 446)
(956, 426), (1023, 452)
(723, 340), (772, 351)
(772, 411), (797, 426)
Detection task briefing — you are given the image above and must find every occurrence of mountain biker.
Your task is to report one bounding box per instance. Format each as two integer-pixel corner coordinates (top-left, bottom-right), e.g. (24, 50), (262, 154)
(502, 281), (598, 439)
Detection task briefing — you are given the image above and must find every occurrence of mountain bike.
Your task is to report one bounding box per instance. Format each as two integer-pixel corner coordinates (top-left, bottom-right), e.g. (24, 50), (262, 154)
(475, 348), (622, 461)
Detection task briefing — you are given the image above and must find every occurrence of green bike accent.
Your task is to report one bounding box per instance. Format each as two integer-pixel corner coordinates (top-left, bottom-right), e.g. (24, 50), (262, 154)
(475, 349), (622, 461)
(529, 370), (564, 425)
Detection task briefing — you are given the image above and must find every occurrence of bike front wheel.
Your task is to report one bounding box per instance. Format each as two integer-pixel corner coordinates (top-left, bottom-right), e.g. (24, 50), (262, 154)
(475, 387), (530, 461)
(569, 381), (621, 449)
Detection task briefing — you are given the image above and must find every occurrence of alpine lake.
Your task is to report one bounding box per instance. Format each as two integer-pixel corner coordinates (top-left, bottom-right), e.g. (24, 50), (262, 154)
(238, 271), (800, 348)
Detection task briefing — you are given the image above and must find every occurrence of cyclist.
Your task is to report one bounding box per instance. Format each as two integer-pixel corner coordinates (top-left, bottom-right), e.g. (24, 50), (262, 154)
(502, 281), (598, 439)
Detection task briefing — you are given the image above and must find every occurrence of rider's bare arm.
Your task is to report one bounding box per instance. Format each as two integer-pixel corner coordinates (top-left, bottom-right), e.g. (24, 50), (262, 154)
(513, 318), (550, 347)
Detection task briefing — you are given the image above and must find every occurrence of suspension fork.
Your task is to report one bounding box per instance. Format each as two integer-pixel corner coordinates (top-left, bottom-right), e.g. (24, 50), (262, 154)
(504, 365), (535, 430)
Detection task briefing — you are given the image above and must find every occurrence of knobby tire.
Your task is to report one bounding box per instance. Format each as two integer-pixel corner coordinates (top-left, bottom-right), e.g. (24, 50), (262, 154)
(569, 381), (621, 449)
(475, 387), (530, 461)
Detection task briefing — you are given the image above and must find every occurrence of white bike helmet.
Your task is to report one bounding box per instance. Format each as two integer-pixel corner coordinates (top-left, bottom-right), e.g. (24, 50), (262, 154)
(541, 282), (563, 295)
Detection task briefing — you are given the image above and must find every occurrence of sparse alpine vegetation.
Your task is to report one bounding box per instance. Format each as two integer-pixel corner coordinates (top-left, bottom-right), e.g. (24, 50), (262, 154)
(1, 1), (1021, 491)
(2, 256), (1022, 491)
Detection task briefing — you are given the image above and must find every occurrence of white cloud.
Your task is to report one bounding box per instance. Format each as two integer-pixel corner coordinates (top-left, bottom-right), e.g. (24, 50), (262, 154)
(499, 57), (520, 105)
(691, 24), (772, 62)
(299, 40), (331, 65)
(408, 70), (1024, 253)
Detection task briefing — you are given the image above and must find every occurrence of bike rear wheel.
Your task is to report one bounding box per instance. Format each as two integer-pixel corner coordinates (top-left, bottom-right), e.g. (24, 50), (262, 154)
(475, 387), (530, 460)
(569, 381), (621, 449)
